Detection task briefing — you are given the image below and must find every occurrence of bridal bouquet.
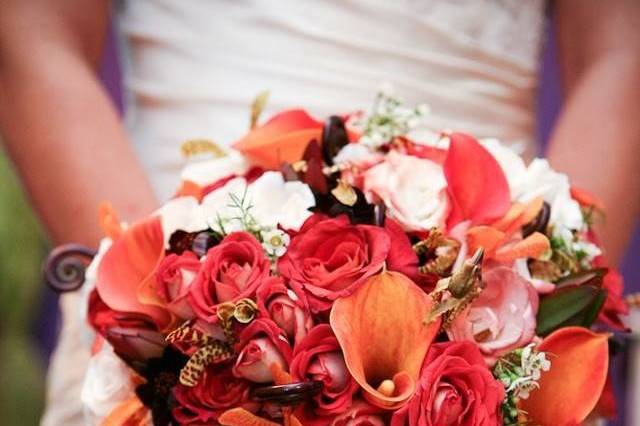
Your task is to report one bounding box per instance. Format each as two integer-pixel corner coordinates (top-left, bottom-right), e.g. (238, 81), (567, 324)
(75, 93), (628, 426)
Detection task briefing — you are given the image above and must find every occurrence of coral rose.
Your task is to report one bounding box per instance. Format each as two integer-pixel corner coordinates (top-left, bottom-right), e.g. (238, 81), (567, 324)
(278, 214), (390, 312)
(391, 341), (504, 426)
(189, 232), (270, 323)
(155, 251), (201, 319)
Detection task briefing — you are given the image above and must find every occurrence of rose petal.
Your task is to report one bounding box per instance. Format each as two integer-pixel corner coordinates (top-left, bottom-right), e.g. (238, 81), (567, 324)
(519, 326), (610, 426)
(330, 271), (440, 409)
(234, 109), (323, 170)
(97, 216), (171, 328)
(444, 133), (510, 227)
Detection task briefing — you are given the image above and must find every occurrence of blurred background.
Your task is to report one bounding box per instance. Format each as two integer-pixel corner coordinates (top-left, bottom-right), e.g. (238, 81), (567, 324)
(0, 20), (638, 426)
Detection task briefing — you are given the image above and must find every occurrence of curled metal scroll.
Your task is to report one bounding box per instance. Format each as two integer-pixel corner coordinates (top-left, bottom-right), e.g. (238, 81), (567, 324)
(43, 243), (96, 292)
(251, 380), (323, 406)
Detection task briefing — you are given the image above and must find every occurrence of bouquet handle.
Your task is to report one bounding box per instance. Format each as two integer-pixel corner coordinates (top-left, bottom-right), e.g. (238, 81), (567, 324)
(43, 243), (96, 292)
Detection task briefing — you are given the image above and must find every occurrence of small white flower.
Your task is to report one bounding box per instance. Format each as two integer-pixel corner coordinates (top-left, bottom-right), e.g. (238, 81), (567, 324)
(261, 229), (290, 257)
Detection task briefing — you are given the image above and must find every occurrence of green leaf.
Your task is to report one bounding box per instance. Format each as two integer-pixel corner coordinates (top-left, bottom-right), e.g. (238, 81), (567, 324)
(578, 288), (608, 328)
(536, 285), (601, 336)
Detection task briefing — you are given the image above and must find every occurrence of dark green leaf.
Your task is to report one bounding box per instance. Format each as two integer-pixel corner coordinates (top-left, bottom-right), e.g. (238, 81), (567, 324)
(536, 285), (601, 336)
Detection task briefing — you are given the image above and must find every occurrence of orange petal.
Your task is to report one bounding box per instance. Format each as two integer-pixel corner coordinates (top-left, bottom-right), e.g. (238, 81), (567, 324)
(571, 186), (605, 211)
(218, 408), (280, 426)
(99, 202), (123, 240)
(97, 216), (171, 328)
(519, 327), (609, 426)
(270, 362), (293, 385)
(175, 180), (205, 201)
(330, 271), (440, 410)
(466, 226), (506, 256)
(493, 231), (550, 262)
(492, 197), (544, 236)
(101, 397), (149, 426)
(234, 109), (323, 170)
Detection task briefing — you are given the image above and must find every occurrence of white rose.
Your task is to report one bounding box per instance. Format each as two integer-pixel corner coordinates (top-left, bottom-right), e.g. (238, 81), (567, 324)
(201, 171), (315, 232)
(363, 151), (449, 231)
(156, 196), (209, 246)
(512, 159), (584, 232)
(180, 149), (249, 186)
(81, 343), (136, 425)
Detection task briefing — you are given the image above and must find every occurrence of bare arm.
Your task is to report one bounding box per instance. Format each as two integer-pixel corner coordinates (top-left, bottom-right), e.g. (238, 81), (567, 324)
(0, 0), (157, 247)
(550, 0), (640, 265)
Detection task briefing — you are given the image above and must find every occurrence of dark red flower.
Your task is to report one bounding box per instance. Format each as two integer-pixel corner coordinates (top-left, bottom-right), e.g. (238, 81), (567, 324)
(88, 290), (165, 362)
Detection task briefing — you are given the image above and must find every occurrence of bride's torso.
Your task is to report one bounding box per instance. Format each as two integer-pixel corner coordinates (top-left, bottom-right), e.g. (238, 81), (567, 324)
(116, 0), (546, 201)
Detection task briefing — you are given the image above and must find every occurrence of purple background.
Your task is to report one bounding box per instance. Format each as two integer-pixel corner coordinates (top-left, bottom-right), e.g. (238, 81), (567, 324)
(38, 22), (639, 425)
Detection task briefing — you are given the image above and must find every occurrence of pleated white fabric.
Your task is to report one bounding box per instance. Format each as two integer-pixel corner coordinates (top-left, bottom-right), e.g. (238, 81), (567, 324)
(117, 0), (545, 201)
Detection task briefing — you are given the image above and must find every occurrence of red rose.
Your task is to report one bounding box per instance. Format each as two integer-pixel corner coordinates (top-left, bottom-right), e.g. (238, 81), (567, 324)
(232, 318), (292, 383)
(278, 214), (390, 312)
(155, 251), (201, 319)
(391, 341), (504, 426)
(173, 366), (258, 425)
(257, 277), (314, 346)
(189, 232), (270, 323)
(290, 324), (359, 416)
(87, 290), (165, 361)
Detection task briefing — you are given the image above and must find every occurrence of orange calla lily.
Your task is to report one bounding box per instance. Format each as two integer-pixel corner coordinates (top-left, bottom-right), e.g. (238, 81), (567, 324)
(330, 271), (440, 410)
(234, 109), (323, 170)
(466, 197), (550, 261)
(101, 396), (149, 426)
(96, 216), (171, 329)
(519, 326), (610, 426)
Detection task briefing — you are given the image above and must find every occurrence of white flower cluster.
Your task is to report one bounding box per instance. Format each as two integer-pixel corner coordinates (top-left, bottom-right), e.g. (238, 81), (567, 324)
(501, 343), (551, 400)
(157, 168), (314, 259)
(351, 88), (429, 149)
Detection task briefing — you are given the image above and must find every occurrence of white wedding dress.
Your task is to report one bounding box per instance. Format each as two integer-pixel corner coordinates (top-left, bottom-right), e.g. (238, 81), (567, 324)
(42, 1), (546, 424)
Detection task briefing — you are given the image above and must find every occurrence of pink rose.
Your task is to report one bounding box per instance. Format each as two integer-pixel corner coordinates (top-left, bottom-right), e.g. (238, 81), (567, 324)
(448, 265), (538, 364)
(155, 251), (201, 319)
(290, 325), (359, 416)
(189, 232), (270, 323)
(391, 341), (504, 426)
(232, 318), (292, 383)
(173, 367), (257, 424)
(363, 151), (450, 231)
(257, 277), (314, 346)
